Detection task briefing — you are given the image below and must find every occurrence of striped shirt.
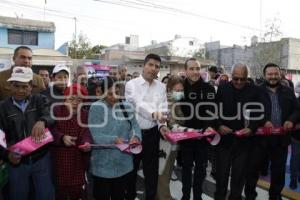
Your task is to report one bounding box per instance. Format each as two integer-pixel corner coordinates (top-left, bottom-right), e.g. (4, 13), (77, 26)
(267, 89), (282, 126)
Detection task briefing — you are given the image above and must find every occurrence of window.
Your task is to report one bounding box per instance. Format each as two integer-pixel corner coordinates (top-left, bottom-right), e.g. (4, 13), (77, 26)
(8, 29), (38, 45)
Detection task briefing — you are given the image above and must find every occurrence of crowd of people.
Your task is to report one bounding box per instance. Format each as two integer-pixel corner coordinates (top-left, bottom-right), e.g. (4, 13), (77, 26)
(0, 45), (300, 200)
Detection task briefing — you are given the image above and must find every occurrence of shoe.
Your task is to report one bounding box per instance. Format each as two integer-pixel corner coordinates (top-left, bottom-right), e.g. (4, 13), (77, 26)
(289, 179), (297, 190)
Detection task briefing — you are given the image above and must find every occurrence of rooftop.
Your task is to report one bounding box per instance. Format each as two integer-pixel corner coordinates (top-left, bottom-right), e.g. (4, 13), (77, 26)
(0, 15), (55, 32)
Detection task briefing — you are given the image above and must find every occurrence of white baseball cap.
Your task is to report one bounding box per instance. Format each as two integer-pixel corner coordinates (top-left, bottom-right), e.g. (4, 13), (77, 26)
(7, 66), (33, 82)
(52, 64), (70, 75)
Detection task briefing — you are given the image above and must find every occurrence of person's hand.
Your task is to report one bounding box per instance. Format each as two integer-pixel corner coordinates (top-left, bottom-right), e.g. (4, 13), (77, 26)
(129, 136), (140, 145)
(283, 121), (294, 132)
(263, 121), (274, 134)
(264, 121), (273, 128)
(160, 126), (171, 139)
(218, 125), (232, 135)
(204, 127), (214, 132)
(63, 135), (77, 146)
(8, 152), (21, 165)
(152, 112), (168, 123)
(237, 128), (252, 137)
(31, 121), (45, 142)
(79, 142), (91, 152)
(114, 138), (125, 144)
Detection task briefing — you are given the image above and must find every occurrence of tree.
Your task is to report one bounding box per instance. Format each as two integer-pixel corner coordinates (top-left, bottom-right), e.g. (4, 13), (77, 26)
(193, 48), (206, 60)
(252, 17), (283, 76)
(91, 45), (108, 55)
(68, 32), (93, 59)
(68, 32), (107, 59)
(262, 17), (282, 42)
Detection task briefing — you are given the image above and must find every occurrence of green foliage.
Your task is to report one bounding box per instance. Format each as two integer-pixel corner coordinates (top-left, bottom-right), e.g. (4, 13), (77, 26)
(68, 32), (107, 59)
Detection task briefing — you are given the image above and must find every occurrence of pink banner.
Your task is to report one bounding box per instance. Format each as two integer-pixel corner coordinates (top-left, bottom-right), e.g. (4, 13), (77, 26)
(9, 129), (53, 156)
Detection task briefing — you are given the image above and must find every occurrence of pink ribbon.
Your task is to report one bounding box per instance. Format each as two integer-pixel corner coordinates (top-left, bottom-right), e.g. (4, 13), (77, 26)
(165, 129), (220, 145)
(0, 129), (7, 148)
(8, 129), (53, 156)
(234, 125), (300, 137)
(79, 141), (142, 154)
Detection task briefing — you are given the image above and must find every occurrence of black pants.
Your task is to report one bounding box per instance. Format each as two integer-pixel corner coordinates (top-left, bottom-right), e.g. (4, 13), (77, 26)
(245, 137), (288, 200)
(93, 173), (129, 200)
(180, 140), (208, 200)
(214, 137), (250, 200)
(125, 126), (160, 200)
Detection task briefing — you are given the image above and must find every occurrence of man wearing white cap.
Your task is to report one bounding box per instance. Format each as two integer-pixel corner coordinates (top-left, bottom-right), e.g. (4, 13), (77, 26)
(41, 64), (70, 104)
(0, 46), (45, 100)
(0, 66), (54, 200)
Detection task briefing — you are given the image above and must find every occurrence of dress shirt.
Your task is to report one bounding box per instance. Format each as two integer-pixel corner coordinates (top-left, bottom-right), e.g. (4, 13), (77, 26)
(125, 76), (168, 130)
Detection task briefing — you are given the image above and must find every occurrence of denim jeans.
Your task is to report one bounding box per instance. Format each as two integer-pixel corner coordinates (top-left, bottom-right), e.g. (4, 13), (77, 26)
(8, 152), (54, 200)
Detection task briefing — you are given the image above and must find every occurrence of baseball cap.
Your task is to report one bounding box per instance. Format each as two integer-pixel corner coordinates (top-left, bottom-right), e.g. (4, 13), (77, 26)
(7, 66), (33, 82)
(52, 64), (70, 75)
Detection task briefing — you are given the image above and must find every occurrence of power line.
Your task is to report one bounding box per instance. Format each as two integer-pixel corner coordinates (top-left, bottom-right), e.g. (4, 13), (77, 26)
(0, 0), (261, 32)
(0, 0), (156, 24)
(128, 0), (262, 31)
(0, 1), (139, 34)
(94, 0), (261, 32)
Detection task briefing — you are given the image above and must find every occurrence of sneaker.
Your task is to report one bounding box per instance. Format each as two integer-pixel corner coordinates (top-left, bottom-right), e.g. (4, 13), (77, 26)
(289, 179), (297, 190)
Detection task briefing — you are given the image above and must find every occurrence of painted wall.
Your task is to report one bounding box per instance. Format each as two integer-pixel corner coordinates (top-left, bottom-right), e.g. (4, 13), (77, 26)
(0, 27), (54, 49)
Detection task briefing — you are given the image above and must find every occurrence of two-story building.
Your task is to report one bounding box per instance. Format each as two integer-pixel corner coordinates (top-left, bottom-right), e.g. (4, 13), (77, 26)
(0, 15), (72, 72)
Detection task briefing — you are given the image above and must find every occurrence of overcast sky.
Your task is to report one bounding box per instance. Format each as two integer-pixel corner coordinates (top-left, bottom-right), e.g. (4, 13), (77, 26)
(0, 0), (299, 48)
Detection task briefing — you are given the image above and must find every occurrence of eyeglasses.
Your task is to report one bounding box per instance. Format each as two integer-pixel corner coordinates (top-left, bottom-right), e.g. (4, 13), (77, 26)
(232, 77), (247, 82)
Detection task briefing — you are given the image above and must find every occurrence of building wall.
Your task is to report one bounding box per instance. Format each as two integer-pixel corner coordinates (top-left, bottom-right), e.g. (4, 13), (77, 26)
(0, 27), (54, 49)
(170, 64), (185, 75)
(287, 38), (300, 70)
(206, 38), (300, 80)
(104, 49), (145, 61)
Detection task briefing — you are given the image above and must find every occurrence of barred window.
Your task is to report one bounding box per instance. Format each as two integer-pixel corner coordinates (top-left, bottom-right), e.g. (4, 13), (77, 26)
(8, 29), (38, 45)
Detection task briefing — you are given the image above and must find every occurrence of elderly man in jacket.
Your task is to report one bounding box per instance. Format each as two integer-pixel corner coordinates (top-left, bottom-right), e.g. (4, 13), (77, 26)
(0, 66), (54, 200)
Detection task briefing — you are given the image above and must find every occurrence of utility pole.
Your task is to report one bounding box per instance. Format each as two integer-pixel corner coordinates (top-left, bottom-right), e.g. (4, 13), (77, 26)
(259, 0), (262, 41)
(73, 17), (77, 59)
(44, 0), (46, 20)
